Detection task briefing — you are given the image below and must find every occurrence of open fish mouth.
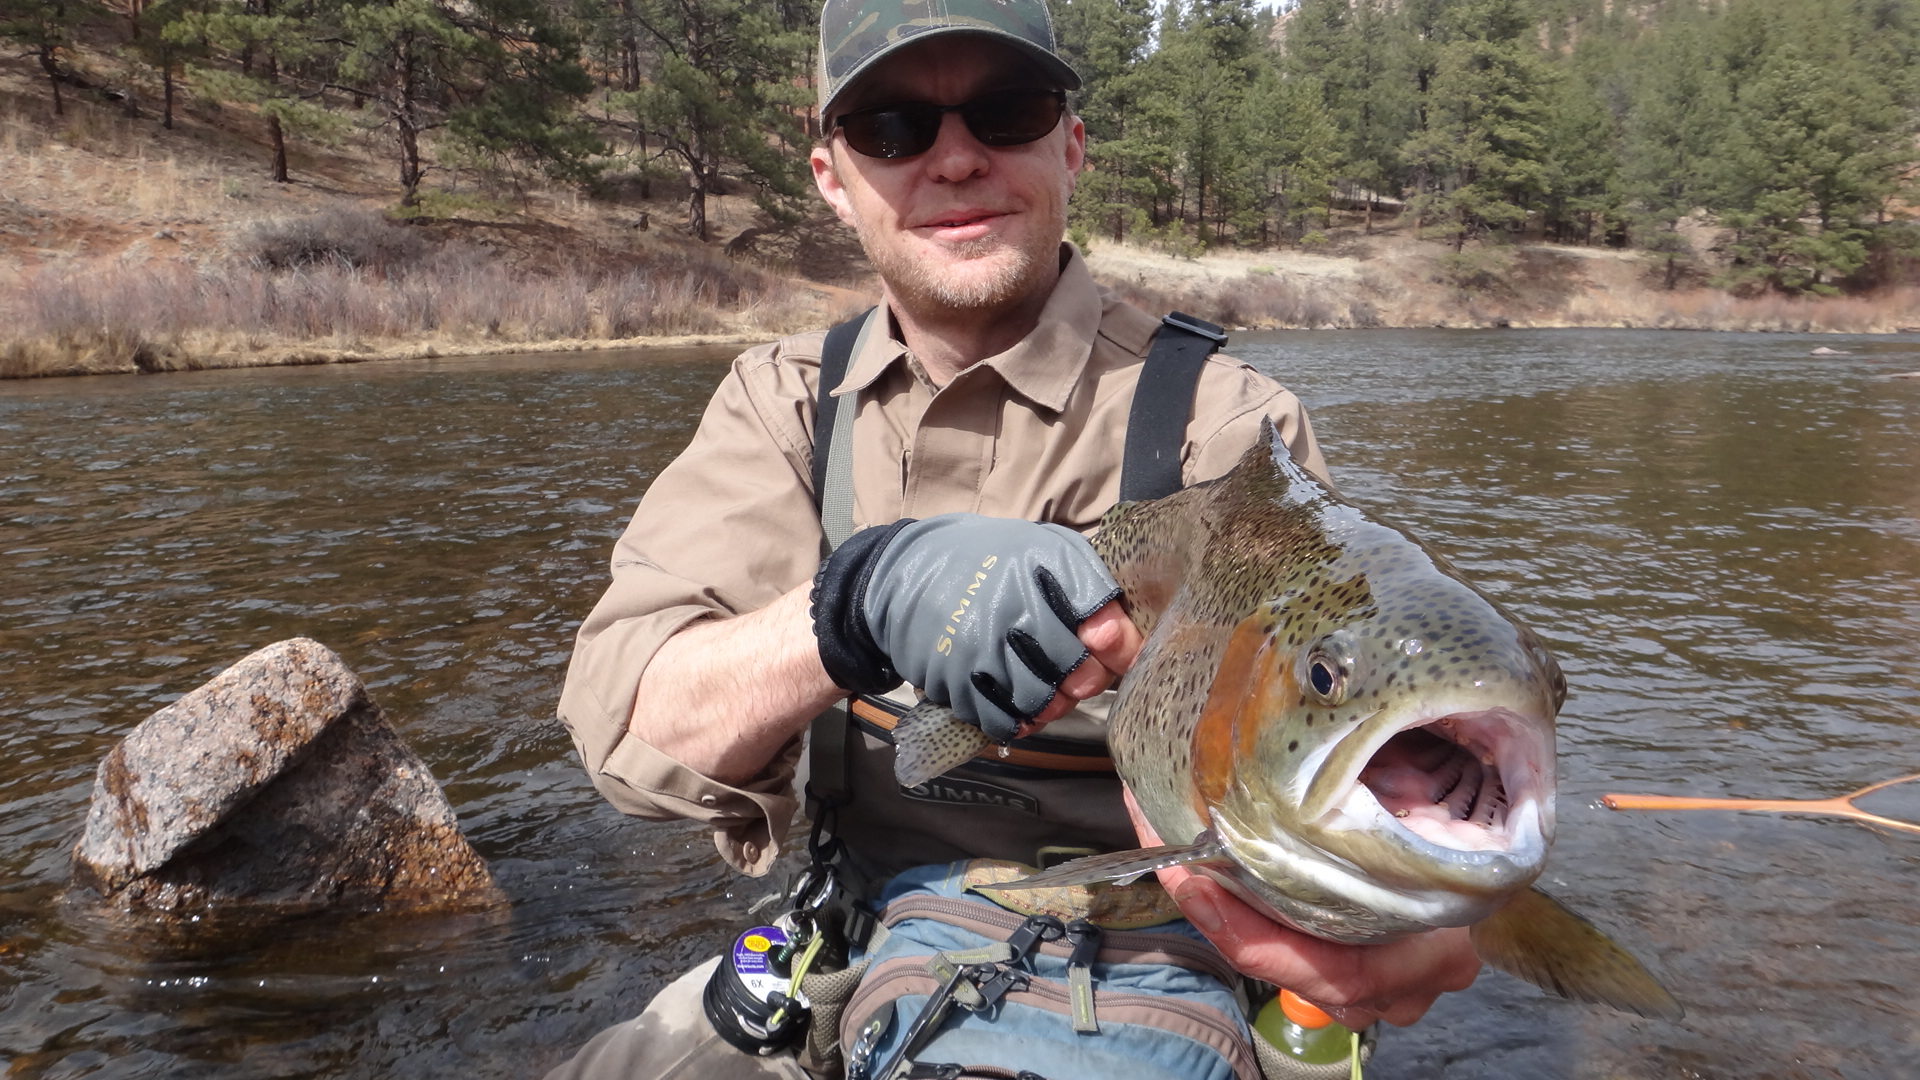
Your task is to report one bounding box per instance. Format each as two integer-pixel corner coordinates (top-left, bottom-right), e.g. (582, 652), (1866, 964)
(1314, 708), (1551, 860)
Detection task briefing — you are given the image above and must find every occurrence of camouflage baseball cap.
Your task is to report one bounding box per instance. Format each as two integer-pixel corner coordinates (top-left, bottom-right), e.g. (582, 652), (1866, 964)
(818, 0), (1081, 116)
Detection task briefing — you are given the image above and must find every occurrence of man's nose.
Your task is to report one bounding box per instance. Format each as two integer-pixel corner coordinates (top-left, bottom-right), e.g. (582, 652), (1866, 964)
(921, 109), (991, 182)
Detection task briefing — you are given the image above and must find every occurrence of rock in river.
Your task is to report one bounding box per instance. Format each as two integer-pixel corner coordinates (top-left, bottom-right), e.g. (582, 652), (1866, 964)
(71, 637), (500, 914)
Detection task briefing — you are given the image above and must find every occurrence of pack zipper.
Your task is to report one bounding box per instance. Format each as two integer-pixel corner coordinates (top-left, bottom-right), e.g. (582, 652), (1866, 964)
(878, 895), (1239, 985)
(842, 958), (1261, 1080)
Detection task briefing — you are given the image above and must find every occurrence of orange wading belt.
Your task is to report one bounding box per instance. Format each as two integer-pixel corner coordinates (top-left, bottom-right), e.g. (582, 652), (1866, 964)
(805, 308), (1225, 785)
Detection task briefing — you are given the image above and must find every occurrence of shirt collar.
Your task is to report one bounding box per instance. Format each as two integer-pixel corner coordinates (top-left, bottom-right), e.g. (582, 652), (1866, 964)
(831, 244), (1101, 414)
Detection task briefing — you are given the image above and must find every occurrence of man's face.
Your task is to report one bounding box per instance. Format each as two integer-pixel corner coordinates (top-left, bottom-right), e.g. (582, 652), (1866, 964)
(811, 36), (1087, 319)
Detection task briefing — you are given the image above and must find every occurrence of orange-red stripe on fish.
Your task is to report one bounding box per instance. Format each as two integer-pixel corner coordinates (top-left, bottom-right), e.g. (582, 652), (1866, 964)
(1244, 648), (1297, 761)
(1192, 613), (1275, 812)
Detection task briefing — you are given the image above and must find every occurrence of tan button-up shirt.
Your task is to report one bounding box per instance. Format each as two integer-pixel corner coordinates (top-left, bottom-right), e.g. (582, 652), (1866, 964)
(559, 247), (1326, 874)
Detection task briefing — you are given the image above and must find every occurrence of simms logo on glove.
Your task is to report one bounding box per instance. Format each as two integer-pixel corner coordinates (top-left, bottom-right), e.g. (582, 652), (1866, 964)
(812, 514), (1120, 741)
(936, 554), (1000, 656)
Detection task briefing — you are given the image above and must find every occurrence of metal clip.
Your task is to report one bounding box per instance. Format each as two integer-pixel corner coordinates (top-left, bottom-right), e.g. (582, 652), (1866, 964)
(845, 1016), (886, 1080)
(788, 863), (838, 914)
(871, 959), (974, 1080)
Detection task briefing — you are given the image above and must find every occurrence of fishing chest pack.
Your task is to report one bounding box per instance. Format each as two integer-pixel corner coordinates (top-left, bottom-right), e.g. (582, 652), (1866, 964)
(749, 310), (1377, 1080)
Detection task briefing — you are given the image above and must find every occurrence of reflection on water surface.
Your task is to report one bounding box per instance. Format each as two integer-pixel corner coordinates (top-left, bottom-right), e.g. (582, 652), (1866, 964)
(2, 332), (1916, 1078)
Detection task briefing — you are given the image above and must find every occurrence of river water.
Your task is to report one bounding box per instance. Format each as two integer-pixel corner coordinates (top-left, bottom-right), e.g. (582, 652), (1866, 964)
(1, 330), (1916, 1079)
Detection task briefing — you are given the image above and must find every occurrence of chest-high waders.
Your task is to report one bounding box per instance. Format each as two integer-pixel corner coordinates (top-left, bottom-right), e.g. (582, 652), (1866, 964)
(725, 310), (1228, 1077)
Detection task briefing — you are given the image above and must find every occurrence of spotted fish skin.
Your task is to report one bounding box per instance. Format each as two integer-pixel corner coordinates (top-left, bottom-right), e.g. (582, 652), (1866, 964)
(892, 422), (1678, 1018)
(1094, 422), (1566, 940)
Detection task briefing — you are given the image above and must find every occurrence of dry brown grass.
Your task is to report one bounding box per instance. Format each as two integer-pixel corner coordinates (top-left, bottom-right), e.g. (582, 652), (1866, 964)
(0, 246), (825, 377)
(1089, 232), (1919, 334)
(1097, 271), (1385, 330)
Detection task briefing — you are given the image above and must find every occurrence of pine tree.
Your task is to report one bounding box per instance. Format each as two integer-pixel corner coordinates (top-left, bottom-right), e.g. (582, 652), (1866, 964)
(1400, 0), (1554, 250)
(1618, 5), (1727, 287)
(177, 0), (345, 181)
(1055, 0), (1157, 243)
(1538, 66), (1620, 245)
(1713, 0), (1913, 292)
(0, 0), (98, 115)
(331, 0), (597, 206)
(1233, 59), (1340, 243)
(130, 0), (203, 129)
(1156, 0), (1260, 244)
(609, 0), (809, 242)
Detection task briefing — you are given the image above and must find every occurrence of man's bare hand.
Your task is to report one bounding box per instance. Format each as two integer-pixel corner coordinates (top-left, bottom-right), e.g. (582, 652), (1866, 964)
(1125, 789), (1480, 1029)
(1021, 600), (1144, 733)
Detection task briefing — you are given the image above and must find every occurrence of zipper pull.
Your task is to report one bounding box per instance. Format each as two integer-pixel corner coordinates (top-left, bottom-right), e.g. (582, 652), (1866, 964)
(1003, 913), (1065, 965)
(1064, 918), (1103, 1034)
(972, 964), (1030, 1011)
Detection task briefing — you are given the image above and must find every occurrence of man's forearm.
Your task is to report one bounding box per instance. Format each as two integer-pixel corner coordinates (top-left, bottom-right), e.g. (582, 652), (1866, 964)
(629, 583), (847, 786)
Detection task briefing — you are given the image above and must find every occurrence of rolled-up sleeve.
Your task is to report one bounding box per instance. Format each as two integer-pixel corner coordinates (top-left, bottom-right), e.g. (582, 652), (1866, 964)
(557, 336), (827, 875)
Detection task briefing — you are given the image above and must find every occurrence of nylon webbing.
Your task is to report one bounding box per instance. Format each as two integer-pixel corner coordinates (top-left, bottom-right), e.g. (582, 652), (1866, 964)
(1118, 311), (1227, 502)
(812, 307), (878, 556)
(808, 308), (876, 814)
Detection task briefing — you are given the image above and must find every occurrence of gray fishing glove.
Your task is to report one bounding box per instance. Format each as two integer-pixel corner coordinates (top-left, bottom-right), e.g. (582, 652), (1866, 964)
(811, 514), (1122, 742)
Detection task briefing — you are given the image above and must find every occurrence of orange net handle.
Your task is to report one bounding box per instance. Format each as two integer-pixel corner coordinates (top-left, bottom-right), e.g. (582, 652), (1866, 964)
(1602, 773), (1920, 838)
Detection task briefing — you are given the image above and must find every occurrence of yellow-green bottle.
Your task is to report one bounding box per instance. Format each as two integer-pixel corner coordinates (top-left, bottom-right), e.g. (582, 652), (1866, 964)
(1254, 988), (1354, 1067)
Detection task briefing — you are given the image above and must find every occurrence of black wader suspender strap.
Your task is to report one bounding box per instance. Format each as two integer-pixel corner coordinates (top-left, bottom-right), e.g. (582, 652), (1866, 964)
(807, 307), (877, 829)
(1119, 311), (1228, 501)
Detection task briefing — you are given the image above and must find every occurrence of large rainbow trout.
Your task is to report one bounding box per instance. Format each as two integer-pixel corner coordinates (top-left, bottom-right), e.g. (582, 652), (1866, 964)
(891, 422), (1680, 1019)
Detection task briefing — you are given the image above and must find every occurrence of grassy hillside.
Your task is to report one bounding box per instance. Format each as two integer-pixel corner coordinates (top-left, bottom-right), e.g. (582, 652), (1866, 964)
(3, 44), (1915, 381)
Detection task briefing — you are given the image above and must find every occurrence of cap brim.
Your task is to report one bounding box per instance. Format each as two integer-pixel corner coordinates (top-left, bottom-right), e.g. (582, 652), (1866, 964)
(821, 27), (1081, 118)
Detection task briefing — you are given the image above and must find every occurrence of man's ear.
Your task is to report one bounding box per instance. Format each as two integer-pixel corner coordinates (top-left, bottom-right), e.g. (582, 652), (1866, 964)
(812, 144), (858, 227)
(1063, 112), (1087, 192)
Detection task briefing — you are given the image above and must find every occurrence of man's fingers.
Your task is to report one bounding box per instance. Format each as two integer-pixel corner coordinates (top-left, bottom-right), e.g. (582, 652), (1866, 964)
(1077, 601), (1144, 676)
(1168, 874), (1480, 1027)
(1025, 655), (1114, 731)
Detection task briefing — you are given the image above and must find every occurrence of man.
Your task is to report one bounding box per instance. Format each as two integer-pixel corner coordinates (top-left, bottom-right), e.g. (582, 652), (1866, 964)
(549, 2), (1479, 1076)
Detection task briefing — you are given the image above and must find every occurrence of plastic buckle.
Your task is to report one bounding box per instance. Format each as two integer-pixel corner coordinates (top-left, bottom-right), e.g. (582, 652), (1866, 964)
(844, 900), (879, 951)
(1162, 310), (1228, 344)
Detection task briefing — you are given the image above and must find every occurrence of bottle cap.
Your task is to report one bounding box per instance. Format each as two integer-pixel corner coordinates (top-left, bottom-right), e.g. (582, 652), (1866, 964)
(1279, 988), (1335, 1030)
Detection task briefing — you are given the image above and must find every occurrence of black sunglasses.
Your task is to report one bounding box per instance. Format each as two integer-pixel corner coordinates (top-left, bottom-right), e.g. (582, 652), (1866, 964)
(833, 89), (1067, 159)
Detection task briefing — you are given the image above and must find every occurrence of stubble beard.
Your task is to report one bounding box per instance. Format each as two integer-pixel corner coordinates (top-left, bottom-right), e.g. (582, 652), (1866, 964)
(843, 175), (1071, 320)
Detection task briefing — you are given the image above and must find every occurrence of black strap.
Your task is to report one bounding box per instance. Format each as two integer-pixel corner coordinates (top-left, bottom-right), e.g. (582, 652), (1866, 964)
(811, 309), (875, 510)
(1118, 311), (1227, 502)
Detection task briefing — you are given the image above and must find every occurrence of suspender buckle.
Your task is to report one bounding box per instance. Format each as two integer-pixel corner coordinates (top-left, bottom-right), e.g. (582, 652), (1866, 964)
(1161, 310), (1228, 344)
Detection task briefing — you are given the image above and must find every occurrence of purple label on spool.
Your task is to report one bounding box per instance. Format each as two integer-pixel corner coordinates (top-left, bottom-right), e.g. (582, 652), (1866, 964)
(732, 926), (790, 990)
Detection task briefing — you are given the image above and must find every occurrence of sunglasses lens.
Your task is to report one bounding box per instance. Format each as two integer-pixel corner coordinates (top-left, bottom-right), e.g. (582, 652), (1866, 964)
(962, 91), (1065, 146)
(839, 105), (941, 159)
(837, 91), (1064, 158)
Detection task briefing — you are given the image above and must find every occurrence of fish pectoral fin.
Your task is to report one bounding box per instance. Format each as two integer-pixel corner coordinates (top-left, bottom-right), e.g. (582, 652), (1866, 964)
(891, 701), (992, 787)
(993, 833), (1230, 890)
(1471, 887), (1685, 1021)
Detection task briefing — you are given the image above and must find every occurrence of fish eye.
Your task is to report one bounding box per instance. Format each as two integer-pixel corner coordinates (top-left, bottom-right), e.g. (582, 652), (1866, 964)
(1305, 654), (1348, 704)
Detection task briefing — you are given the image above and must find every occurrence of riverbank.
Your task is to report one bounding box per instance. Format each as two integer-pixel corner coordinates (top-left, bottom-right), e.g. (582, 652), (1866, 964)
(8, 230), (1919, 379)
(6, 42), (1918, 380)
(1084, 235), (1920, 336)
(6, 104), (1917, 380)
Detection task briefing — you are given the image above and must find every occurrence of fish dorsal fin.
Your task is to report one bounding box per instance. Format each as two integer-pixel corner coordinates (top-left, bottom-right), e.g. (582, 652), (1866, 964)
(1250, 414), (1333, 497)
(992, 832), (1230, 890)
(1471, 887), (1685, 1020)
